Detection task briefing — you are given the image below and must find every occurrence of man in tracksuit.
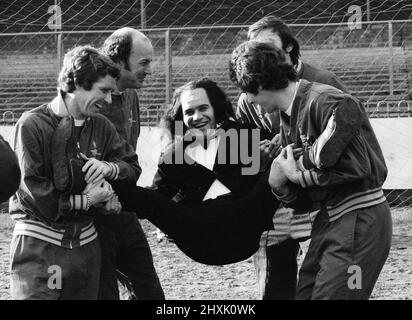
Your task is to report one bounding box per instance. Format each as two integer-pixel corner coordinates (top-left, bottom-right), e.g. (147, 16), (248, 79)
(236, 16), (348, 300)
(229, 40), (392, 299)
(9, 46), (140, 299)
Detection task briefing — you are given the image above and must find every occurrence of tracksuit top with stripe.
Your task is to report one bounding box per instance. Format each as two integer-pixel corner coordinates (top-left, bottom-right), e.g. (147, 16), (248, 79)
(279, 80), (387, 221)
(9, 101), (141, 249)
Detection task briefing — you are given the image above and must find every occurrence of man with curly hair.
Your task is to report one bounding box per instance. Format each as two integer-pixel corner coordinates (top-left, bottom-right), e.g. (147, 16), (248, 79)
(229, 40), (392, 300)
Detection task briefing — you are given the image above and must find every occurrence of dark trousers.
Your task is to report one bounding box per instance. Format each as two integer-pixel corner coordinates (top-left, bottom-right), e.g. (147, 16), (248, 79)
(112, 170), (278, 265)
(296, 201), (392, 300)
(253, 238), (300, 300)
(97, 211), (165, 300)
(10, 235), (101, 300)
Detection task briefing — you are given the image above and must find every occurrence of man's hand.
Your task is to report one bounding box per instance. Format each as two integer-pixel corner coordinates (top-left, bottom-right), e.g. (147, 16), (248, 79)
(259, 134), (282, 171)
(82, 179), (114, 207)
(98, 193), (122, 215)
(276, 144), (301, 184)
(268, 157), (289, 190)
(81, 153), (111, 183)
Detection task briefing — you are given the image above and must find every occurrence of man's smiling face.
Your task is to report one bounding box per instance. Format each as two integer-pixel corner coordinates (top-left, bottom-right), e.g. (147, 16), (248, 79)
(74, 75), (116, 119)
(181, 88), (216, 135)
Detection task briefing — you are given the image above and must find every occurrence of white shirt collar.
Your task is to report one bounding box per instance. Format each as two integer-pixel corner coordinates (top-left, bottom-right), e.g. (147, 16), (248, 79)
(50, 90), (89, 123)
(74, 119), (85, 127)
(49, 90), (70, 117)
(285, 80), (300, 117)
(295, 59), (302, 74)
(183, 133), (232, 201)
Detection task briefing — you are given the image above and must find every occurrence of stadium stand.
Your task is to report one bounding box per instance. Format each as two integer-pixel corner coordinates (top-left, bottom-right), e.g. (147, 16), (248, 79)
(1, 0), (411, 125)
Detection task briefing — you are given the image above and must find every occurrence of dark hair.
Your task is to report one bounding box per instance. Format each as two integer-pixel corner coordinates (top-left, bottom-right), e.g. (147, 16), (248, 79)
(229, 40), (298, 94)
(248, 15), (300, 65)
(100, 32), (133, 70)
(162, 78), (235, 138)
(58, 45), (119, 93)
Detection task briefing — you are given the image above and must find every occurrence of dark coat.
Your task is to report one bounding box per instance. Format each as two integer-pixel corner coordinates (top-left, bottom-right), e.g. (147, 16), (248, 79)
(150, 120), (262, 206)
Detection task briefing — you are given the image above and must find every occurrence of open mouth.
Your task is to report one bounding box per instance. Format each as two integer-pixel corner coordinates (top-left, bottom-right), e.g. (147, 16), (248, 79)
(192, 121), (208, 129)
(94, 103), (103, 110)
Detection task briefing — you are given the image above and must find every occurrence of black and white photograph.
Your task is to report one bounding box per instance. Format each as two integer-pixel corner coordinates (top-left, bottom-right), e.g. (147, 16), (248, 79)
(0, 0), (410, 304)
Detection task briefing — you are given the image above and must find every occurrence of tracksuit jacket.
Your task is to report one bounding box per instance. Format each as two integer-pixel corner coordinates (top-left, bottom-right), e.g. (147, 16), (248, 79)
(278, 80), (387, 221)
(9, 102), (141, 248)
(99, 88), (141, 148)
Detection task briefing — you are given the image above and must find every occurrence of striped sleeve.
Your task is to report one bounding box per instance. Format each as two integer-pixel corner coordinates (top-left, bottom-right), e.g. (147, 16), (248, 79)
(69, 195), (89, 211)
(104, 161), (119, 180)
(297, 169), (319, 188)
(301, 96), (363, 170)
(271, 183), (313, 212)
(295, 95), (371, 188)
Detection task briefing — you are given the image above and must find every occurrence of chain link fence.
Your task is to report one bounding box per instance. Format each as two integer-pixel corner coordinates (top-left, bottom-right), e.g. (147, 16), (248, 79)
(1, 21), (411, 125)
(1, 20), (412, 207)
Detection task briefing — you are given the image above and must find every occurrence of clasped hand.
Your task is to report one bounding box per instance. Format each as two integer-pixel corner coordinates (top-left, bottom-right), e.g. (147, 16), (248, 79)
(260, 134), (282, 171)
(82, 179), (122, 214)
(80, 153), (111, 183)
(268, 144), (303, 189)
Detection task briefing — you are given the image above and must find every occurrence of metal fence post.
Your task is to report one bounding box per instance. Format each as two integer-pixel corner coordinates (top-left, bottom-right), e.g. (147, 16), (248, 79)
(57, 32), (62, 73)
(141, 0), (146, 29)
(366, 0), (370, 22)
(54, 0), (62, 77)
(165, 29), (172, 105)
(388, 21), (394, 96)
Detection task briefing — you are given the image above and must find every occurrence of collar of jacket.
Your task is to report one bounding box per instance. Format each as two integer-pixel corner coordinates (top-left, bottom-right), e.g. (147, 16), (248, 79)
(48, 90), (92, 125)
(288, 79), (314, 147)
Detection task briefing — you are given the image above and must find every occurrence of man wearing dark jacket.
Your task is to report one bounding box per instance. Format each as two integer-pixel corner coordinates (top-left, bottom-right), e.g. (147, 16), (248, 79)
(97, 27), (164, 300)
(236, 16), (349, 300)
(9, 46), (140, 299)
(230, 40), (392, 300)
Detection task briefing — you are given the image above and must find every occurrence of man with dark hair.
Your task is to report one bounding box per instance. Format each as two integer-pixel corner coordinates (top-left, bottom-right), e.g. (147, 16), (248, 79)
(239, 16), (347, 136)
(161, 77), (237, 137)
(9, 45), (140, 299)
(230, 40), (392, 300)
(152, 77), (257, 207)
(112, 77), (277, 266)
(236, 16), (349, 300)
(97, 28), (165, 300)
